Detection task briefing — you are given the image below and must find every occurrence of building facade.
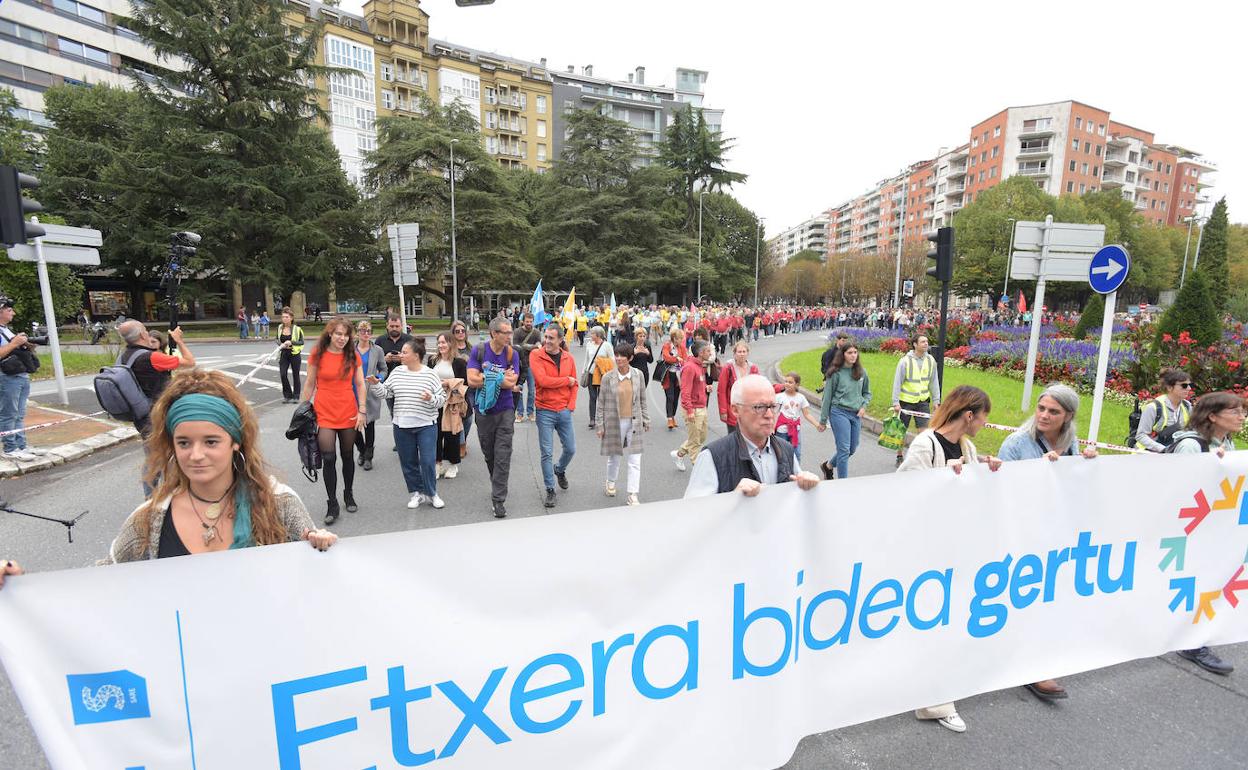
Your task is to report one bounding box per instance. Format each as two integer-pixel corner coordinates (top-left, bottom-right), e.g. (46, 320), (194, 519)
(768, 215), (829, 262)
(816, 99), (1217, 258)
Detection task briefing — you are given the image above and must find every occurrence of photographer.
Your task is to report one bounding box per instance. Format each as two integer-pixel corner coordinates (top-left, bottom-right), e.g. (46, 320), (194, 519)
(116, 320), (196, 437)
(0, 296), (47, 462)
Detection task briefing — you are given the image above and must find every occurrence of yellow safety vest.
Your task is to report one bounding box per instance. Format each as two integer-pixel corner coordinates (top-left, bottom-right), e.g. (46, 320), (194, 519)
(1151, 397), (1190, 434)
(899, 354), (933, 403)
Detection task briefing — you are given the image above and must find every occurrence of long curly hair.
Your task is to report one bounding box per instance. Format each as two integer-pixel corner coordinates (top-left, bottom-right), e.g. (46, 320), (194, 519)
(140, 369), (284, 545)
(310, 316), (358, 378)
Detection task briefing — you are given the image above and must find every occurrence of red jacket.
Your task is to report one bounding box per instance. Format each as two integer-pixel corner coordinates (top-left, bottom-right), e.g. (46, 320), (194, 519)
(529, 346), (578, 412)
(717, 361), (760, 426)
(679, 354), (708, 412)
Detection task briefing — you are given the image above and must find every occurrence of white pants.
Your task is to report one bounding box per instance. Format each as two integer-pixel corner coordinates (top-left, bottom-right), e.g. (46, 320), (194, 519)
(606, 418), (642, 494)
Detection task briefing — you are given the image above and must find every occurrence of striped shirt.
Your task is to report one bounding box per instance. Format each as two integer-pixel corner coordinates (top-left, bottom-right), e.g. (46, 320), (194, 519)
(374, 366), (446, 428)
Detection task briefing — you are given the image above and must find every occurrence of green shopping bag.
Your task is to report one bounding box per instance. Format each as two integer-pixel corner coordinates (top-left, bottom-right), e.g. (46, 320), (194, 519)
(877, 414), (906, 451)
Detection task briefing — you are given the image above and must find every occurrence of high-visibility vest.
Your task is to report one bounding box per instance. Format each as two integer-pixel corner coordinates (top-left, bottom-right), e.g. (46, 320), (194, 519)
(899, 353), (934, 403)
(1150, 397), (1190, 435)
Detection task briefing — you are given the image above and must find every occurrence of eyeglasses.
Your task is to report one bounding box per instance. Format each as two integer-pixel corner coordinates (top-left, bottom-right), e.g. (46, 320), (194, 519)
(1222, 407), (1246, 416)
(745, 403), (779, 414)
(1179, 383), (1194, 389)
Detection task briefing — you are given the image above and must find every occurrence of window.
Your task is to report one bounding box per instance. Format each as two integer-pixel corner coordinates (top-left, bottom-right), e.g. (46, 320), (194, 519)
(1095, 144), (1101, 157)
(520, 92), (527, 109)
(380, 62), (393, 82)
(1164, 182), (1169, 193)
(1071, 138), (1079, 150)
(972, 137), (978, 148)
(485, 87), (496, 104)
(980, 151), (986, 163)
(420, 70), (429, 89)
(58, 38), (111, 66)
(1098, 124), (1105, 135)
(1067, 181), (1075, 193)
(357, 135), (376, 154)
(1153, 181), (1159, 191)
(1022, 117), (1052, 131)
(486, 136), (497, 154)
(1084, 141), (1090, 153)
(536, 119), (546, 138)
(1069, 160), (1077, 172)
(354, 105), (374, 130)
(1086, 122), (1094, 134)
(1081, 163), (1089, 174)
(989, 166), (997, 178)
(1075, 117), (1082, 129)
(1092, 166), (1098, 177)
(537, 144), (547, 162)
(1166, 163), (1172, 174)
(991, 146), (999, 158)
(325, 36), (374, 74)
(1161, 201), (1167, 211)
(485, 111), (496, 129)
(53, 0), (106, 24)
(1079, 183), (1086, 194)
(0, 19), (46, 46)
(536, 95), (547, 114)
(993, 125), (1001, 138)
(982, 131), (988, 142)
(978, 171), (985, 182)
(381, 90), (394, 110)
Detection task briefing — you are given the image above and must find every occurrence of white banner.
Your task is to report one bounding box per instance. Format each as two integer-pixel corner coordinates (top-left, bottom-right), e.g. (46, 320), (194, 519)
(2, 453), (1247, 769)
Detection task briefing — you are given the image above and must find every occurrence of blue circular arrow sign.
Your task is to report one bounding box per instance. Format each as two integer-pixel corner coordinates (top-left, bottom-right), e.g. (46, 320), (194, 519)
(1088, 244), (1130, 294)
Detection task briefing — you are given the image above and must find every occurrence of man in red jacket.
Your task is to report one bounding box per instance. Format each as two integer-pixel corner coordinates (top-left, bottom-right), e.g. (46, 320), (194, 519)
(671, 339), (713, 471)
(530, 325), (579, 508)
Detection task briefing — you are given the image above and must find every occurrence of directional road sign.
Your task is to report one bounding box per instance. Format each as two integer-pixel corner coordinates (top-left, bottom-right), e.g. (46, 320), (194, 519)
(1088, 245), (1130, 295)
(5, 243), (100, 266)
(1010, 220), (1106, 282)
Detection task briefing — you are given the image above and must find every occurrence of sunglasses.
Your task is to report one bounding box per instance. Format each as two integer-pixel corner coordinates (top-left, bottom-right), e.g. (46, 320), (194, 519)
(1179, 383), (1194, 389)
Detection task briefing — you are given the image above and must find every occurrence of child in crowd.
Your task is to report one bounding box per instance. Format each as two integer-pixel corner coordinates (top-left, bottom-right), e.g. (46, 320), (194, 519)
(774, 372), (822, 460)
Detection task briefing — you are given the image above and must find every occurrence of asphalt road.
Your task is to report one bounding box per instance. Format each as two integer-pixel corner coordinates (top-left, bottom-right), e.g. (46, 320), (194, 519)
(1, 330), (1244, 768)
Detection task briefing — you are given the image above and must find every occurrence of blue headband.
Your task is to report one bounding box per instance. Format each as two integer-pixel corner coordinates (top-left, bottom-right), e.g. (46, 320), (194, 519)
(165, 393), (253, 549)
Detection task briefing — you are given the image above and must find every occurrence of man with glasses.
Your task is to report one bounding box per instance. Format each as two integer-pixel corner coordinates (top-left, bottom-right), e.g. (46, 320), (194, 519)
(467, 317), (521, 518)
(1133, 369), (1193, 452)
(375, 314), (413, 420)
(684, 374), (821, 498)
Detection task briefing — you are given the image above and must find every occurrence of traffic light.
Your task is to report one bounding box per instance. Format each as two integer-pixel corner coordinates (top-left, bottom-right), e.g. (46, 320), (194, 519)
(0, 165), (45, 246)
(926, 226), (954, 282)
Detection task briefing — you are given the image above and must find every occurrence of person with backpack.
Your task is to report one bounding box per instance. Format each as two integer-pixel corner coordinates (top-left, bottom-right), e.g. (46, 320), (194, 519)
(467, 317), (521, 518)
(1133, 369), (1193, 452)
(1165, 390), (1245, 675)
(0, 296), (47, 462)
(583, 326), (613, 431)
(114, 320), (197, 437)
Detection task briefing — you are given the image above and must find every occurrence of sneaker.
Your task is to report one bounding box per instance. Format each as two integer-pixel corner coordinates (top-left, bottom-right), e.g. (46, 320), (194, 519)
(671, 449), (686, 472)
(406, 492), (424, 509)
(626, 493), (640, 506)
(436, 461), (445, 478)
(555, 470), (569, 490)
(544, 488), (557, 508)
(492, 500), (507, 518)
(428, 494), (445, 509)
(1177, 646), (1234, 675)
(937, 713), (967, 733)
(605, 480), (617, 497)
(445, 463), (459, 479)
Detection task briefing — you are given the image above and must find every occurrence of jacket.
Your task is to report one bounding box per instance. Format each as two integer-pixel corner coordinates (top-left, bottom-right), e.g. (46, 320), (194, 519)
(530, 345), (578, 412)
(820, 367), (871, 424)
(679, 354), (709, 412)
(898, 429), (980, 472)
(285, 400), (318, 440)
(358, 343), (387, 423)
(597, 366), (649, 456)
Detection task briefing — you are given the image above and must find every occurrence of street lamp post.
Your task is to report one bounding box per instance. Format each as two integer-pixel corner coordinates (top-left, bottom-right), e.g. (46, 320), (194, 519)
(449, 138), (459, 324)
(1192, 216), (1207, 271)
(753, 218), (764, 307)
(1002, 217), (1017, 303)
(1179, 214), (1196, 288)
(697, 190), (708, 302)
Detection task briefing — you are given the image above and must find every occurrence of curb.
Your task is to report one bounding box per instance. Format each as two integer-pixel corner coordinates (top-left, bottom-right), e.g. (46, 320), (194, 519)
(0, 424), (139, 479)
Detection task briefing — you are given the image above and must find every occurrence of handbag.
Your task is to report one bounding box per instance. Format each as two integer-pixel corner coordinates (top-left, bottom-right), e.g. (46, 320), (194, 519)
(580, 341), (606, 388)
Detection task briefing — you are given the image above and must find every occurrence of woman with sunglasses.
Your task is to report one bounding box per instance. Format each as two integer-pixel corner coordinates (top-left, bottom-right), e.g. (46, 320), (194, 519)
(1133, 368), (1192, 452)
(450, 320), (474, 458)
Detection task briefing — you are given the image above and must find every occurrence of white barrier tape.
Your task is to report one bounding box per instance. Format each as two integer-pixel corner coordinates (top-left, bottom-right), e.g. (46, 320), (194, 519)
(895, 407), (1146, 454)
(0, 409), (111, 439)
(233, 347), (280, 389)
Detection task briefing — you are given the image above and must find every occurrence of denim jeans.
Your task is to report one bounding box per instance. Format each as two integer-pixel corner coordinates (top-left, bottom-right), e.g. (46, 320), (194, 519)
(393, 423), (438, 497)
(0, 373), (31, 452)
(536, 408), (576, 490)
(775, 428), (801, 461)
(827, 407), (861, 479)
(523, 367), (536, 416)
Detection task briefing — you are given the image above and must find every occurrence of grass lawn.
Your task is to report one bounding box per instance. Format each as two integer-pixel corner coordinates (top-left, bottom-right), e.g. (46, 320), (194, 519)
(34, 351), (117, 380)
(780, 349), (1136, 456)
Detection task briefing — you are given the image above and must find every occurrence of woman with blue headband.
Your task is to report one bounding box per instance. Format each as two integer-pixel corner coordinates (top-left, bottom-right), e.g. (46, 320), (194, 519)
(104, 370), (336, 561)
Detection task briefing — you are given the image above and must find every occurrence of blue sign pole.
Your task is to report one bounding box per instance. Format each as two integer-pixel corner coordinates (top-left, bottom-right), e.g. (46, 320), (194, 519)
(1086, 245), (1131, 445)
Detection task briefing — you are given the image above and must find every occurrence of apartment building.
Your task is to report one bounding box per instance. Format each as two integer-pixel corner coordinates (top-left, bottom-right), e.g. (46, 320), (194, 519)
(768, 215), (829, 262)
(818, 99), (1216, 257)
(0, 0), (171, 126)
(551, 64), (723, 166)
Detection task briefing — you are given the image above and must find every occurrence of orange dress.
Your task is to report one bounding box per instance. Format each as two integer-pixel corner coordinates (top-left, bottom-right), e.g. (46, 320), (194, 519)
(312, 349), (360, 429)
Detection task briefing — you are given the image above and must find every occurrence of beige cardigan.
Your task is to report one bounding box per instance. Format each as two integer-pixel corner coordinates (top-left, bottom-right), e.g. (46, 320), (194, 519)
(897, 428), (980, 472)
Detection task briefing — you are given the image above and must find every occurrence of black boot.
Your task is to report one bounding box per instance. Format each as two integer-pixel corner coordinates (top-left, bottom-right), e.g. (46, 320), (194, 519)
(324, 498), (340, 525)
(344, 490), (358, 513)
(362, 447), (373, 471)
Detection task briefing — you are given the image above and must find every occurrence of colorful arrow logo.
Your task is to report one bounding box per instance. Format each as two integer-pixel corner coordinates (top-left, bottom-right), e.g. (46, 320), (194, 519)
(1169, 577), (1195, 613)
(1159, 536), (1187, 572)
(1224, 566), (1248, 609)
(1179, 490), (1212, 535)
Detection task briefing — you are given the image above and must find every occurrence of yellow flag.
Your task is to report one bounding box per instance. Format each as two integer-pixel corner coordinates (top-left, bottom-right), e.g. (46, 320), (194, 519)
(561, 289), (577, 344)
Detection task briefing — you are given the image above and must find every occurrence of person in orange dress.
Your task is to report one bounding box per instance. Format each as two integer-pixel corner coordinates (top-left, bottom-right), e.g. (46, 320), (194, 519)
(301, 317), (366, 524)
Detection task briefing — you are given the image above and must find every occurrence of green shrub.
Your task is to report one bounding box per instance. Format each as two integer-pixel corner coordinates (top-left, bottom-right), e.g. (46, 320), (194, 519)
(1072, 293), (1104, 340)
(1155, 271), (1221, 347)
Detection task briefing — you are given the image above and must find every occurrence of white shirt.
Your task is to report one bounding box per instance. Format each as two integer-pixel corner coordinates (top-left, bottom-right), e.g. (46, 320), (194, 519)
(683, 434), (803, 498)
(775, 391), (809, 433)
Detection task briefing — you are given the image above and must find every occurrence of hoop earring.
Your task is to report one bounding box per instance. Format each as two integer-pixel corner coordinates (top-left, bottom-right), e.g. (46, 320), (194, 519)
(233, 450), (246, 470)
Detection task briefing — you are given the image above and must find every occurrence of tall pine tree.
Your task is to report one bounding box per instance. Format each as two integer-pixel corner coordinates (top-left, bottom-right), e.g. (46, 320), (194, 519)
(659, 104), (747, 231)
(1198, 197), (1230, 312)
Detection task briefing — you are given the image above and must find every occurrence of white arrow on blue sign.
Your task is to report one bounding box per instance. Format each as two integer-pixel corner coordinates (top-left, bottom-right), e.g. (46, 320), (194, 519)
(1087, 244), (1130, 295)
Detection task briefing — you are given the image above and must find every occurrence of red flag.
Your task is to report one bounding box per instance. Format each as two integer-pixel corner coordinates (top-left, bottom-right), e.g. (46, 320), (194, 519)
(1018, 290), (1027, 313)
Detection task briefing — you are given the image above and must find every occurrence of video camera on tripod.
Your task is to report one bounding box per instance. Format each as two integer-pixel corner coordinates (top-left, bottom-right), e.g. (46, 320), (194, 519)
(161, 231), (199, 353)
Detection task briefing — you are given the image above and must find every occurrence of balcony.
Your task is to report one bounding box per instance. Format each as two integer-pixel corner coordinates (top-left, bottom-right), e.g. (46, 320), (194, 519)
(1017, 142), (1051, 158)
(1018, 119), (1055, 138)
(948, 147), (969, 161)
(946, 182), (966, 194)
(947, 201), (964, 212)
(946, 163), (967, 179)
(496, 122), (523, 136)
(1103, 152), (1127, 167)
(1102, 173), (1125, 188)
(1134, 199), (1147, 210)
(1017, 166), (1050, 177)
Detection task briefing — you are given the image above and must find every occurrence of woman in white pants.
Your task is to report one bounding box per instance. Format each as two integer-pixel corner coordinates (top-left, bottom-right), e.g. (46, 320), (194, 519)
(596, 343), (650, 506)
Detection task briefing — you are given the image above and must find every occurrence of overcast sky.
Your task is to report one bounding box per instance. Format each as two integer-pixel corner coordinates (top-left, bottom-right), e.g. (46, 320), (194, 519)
(342, 0), (1242, 235)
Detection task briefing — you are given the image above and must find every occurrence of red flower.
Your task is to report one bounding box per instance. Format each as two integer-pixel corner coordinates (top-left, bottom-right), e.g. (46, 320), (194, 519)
(1229, 361), (1242, 370)
(1162, 333), (1173, 342)
(1180, 356), (1190, 366)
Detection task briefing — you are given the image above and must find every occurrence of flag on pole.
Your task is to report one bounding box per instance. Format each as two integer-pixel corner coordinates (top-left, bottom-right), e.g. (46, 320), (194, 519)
(1018, 290), (1027, 314)
(529, 280), (551, 326)
(608, 293), (617, 344)
(561, 289), (577, 344)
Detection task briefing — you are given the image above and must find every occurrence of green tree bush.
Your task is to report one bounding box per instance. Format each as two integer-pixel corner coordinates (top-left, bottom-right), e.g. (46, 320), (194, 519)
(1072, 292), (1104, 340)
(1155, 270), (1221, 346)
